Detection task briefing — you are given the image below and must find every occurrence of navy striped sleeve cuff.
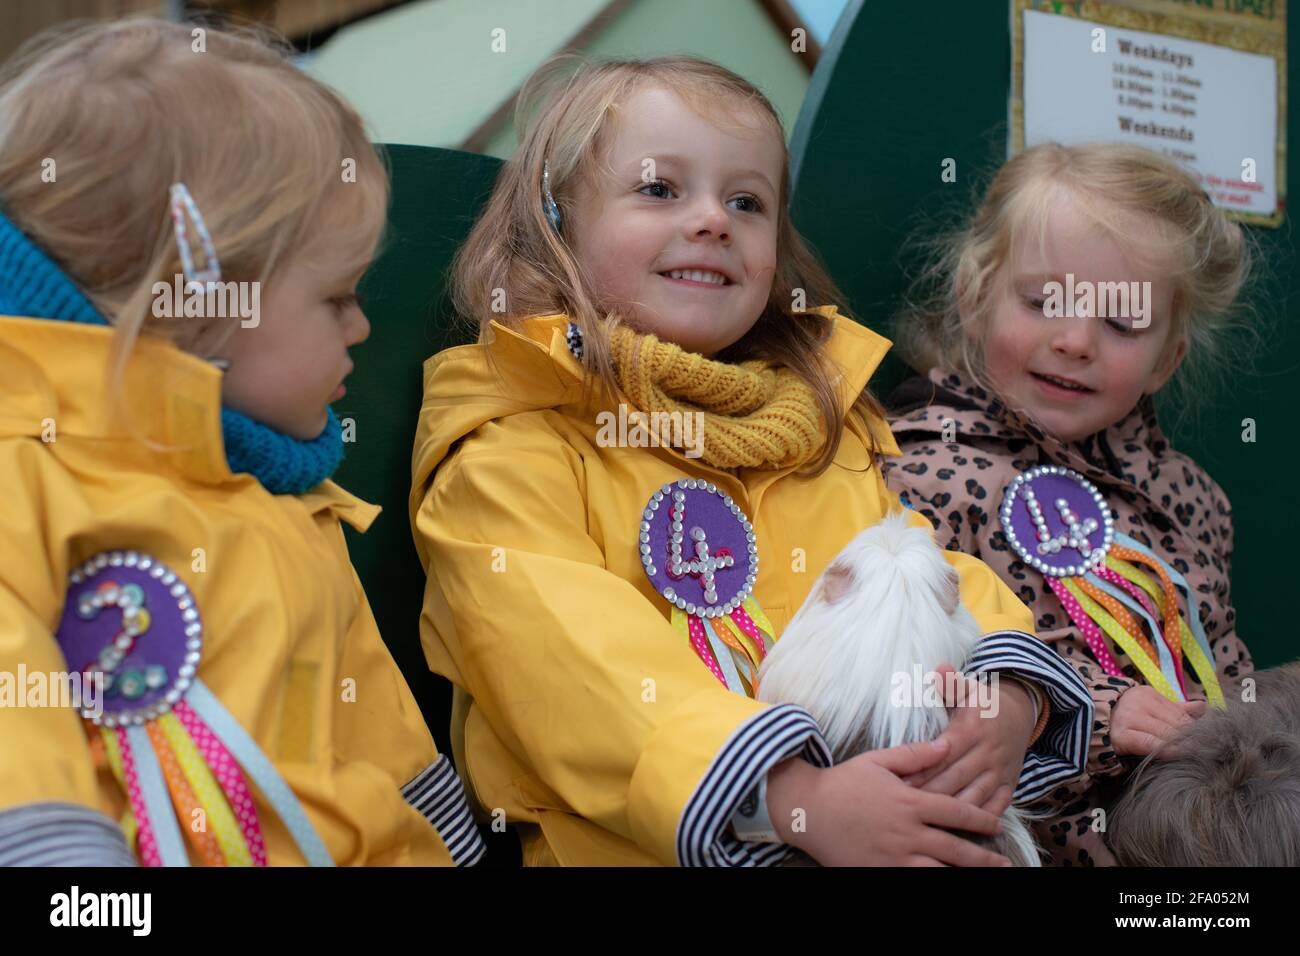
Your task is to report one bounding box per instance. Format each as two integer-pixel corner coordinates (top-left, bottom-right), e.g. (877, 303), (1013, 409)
(677, 703), (832, 867)
(402, 754), (487, 867)
(0, 802), (136, 867)
(967, 630), (1094, 803)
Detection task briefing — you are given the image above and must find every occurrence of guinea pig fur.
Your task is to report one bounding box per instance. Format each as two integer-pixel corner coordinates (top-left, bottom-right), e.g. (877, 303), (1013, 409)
(757, 511), (1042, 866)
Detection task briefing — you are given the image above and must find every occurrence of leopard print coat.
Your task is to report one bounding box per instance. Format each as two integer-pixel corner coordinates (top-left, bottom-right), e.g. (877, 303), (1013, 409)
(884, 368), (1253, 866)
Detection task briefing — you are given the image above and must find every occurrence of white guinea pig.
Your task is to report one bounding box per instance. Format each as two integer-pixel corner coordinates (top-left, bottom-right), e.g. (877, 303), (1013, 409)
(757, 511), (1041, 866)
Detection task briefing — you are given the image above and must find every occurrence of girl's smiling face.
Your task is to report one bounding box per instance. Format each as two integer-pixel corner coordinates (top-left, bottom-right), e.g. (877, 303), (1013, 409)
(978, 190), (1186, 443)
(567, 85), (784, 357)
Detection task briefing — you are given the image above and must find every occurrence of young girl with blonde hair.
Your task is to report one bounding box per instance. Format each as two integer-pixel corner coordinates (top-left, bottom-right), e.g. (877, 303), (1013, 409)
(0, 18), (482, 866)
(411, 56), (1091, 866)
(887, 142), (1255, 865)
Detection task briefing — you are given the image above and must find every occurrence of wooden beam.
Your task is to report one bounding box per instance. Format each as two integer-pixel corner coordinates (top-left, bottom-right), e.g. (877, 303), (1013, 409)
(757, 0), (820, 71)
(0, 0), (163, 67)
(188, 0), (405, 43)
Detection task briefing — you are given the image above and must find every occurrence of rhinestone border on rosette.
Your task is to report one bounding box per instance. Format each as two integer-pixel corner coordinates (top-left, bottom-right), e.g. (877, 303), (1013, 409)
(999, 464), (1115, 578)
(63, 550), (204, 728)
(638, 478), (759, 618)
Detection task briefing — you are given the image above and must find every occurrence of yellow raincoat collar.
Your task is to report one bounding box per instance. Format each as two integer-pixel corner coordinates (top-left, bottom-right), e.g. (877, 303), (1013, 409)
(483, 306), (902, 455)
(0, 314), (377, 527)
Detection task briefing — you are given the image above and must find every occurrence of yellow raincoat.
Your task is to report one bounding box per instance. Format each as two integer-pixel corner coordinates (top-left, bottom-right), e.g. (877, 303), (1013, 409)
(0, 315), (482, 867)
(410, 307), (1091, 866)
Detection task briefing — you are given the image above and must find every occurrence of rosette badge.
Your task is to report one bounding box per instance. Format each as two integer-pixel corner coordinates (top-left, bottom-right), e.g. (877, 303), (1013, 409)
(55, 550), (334, 867)
(999, 466), (1222, 708)
(639, 478), (776, 694)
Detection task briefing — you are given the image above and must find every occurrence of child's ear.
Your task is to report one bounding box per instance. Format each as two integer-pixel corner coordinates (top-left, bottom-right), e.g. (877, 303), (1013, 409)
(1145, 333), (1188, 395)
(938, 565), (961, 616)
(820, 562), (856, 604)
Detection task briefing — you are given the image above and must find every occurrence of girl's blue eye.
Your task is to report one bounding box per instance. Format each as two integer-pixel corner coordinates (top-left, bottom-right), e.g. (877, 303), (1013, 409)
(1106, 318), (1136, 335)
(1022, 295), (1047, 313)
(729, 194), (763, 214)
(638, 180), (674, 199)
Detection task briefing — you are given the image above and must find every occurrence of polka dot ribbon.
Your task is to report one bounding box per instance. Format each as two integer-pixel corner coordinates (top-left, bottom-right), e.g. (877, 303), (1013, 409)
(1057, 577), (1180, 701)
(1110, 545), (1185, 687)
(673, 607), (726, 686)
(157, 712), (255, 866)
(101, 726), (159, 866)
(1097, 565), (1161, 623)
(670, 596), (778, 698)
(1049, 578), (1124, 679)
(1105, 555), (1224, 709)
(94, 690), (318, 866)
(714, 614), (761, 674)
(1077, 578), (1156, 663)
(184, 679), (333, 866)
(175, 699), (267, 865)
(1085, 568), (1185, 695)
(144, 720), (228, 866)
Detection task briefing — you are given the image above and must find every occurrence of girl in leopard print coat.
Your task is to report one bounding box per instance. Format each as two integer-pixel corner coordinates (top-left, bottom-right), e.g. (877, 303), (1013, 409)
(883, 143), (1255, 866)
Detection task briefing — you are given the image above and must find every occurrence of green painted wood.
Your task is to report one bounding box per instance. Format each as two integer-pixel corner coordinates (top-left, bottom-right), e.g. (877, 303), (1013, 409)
(335, 143), (521, 864)
(334, 145), (502, 750)
(789, 1), (1298, 668)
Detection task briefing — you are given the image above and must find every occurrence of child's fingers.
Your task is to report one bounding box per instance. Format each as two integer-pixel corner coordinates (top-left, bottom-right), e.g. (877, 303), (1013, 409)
(918, 788), (1004, 837)
(1183, 700), (1209, 718)
(1150, 693), (1195, 725)
(898, 738), (962, 786)
(920, 828), (1010, 868)
(1144, 712), (1194, 741)
(1116, 726), (1165, 757)
(978, 783), (1015, 817)
(955, 771), (1004, 811)
(863, 737), (950, 777)
(917, 747), (982, 797)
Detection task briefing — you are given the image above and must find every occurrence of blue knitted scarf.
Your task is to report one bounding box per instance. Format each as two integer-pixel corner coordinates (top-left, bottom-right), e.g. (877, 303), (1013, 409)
(0, 210), (342, 494)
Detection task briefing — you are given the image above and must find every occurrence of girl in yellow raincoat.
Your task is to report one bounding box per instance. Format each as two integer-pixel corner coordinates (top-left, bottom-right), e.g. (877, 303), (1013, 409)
(410, 57), (1092, 866)
(0, 19), (481, 867)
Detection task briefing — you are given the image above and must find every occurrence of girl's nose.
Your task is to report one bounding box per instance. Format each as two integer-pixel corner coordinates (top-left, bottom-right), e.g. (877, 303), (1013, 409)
(686, 197), (731, 242)
(1050, 315), (1098, 360)
(348, 308), (371, 347)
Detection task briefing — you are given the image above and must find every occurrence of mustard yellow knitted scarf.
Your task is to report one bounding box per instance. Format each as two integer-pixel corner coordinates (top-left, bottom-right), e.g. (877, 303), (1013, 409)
(607, 324), (827, 470)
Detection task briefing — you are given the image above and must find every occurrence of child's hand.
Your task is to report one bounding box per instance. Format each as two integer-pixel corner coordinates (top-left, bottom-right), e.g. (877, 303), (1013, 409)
(766, 740), (1010, 866)
(905, 664), (1037, 815)
(1111, 685), (1206, 757)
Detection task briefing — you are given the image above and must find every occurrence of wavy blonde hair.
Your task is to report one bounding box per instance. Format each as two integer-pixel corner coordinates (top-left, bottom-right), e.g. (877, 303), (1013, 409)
(0, 16), (387, 403)
(451, 55), (883, 476)
(895, 142), (1254, 408)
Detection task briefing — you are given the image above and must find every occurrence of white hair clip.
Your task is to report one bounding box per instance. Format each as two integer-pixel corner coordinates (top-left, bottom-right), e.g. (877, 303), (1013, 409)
(169, 182), (221, 285)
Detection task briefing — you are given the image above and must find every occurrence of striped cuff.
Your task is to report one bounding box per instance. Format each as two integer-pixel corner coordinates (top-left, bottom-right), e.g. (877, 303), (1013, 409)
(0, 802), (136, 867)
(967, 630), (1093, 803)
(677, 703), (832, 867)
(401, 754), (486, 867)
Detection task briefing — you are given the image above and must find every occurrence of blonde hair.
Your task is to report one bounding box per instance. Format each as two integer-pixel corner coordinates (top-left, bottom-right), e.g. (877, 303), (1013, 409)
(895, 142), (1254, 410)
(450, 55), (882, 476)
(0, 17), (388, 401)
